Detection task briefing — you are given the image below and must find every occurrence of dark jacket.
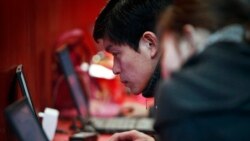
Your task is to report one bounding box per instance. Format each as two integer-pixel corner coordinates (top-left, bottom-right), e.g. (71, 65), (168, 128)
(154, 41), (250, 141)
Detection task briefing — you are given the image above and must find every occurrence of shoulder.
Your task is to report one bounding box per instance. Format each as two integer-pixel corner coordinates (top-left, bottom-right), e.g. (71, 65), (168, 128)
(155, 41), (250, 121)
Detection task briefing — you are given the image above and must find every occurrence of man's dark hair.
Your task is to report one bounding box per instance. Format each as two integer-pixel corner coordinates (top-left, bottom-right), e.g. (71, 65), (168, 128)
(95, 0), (170, 51)
(93, 0), (119, 42)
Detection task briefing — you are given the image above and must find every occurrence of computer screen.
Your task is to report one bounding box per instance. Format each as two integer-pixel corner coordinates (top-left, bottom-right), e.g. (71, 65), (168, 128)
(16, 64), (36, 114)
(5, 98), (49, 141)
(56, 46), (89, 118)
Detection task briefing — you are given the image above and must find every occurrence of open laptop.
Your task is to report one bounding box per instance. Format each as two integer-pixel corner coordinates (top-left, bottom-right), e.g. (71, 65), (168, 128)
(56, 46), (155, 134)
(15, 64), (60, 140)
(16, 64), (36, 115)
(5, 98), (49, 141)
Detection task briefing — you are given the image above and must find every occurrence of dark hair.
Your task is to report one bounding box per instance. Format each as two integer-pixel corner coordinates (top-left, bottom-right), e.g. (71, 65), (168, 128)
(158, 0), (250, 41)
(93, 0), (119, 42)
(104, 0), (171, 51)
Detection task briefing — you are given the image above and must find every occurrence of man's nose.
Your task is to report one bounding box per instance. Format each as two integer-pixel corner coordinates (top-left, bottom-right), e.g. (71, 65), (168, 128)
(112, 62), (121, 75)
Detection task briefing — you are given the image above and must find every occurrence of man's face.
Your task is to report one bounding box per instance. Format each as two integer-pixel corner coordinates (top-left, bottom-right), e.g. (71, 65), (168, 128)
(103, 39), (155, 94)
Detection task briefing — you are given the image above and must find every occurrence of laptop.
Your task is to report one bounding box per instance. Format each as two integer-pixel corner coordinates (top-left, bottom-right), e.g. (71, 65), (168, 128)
(16, 64), (36, 115)
(56, 47), (89, 118)
(5, 98), (49, 141)
(56, 46), (155, 134)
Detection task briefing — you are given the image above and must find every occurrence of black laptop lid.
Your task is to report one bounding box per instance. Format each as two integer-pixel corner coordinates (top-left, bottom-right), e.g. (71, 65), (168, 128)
(16, 64), (36, 114)
(5, 98), (49, 141)
(56, 46), (89, 117)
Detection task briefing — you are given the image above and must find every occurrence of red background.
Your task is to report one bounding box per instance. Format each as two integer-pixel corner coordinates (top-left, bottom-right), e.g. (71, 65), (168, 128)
(0, 0), (107, 140)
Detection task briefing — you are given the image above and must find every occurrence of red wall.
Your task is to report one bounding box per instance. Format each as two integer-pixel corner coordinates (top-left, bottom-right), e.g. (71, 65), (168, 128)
(0, 0), (107, 140)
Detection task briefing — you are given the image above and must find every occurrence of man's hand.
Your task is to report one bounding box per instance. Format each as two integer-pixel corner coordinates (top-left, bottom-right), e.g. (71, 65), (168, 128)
(108, 130), (155, 141)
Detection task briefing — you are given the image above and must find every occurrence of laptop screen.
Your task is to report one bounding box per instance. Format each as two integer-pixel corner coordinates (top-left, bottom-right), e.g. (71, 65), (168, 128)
(16, 64), (36, 114)
(5, 98), (49, 141)
(56, 46), (89, 117)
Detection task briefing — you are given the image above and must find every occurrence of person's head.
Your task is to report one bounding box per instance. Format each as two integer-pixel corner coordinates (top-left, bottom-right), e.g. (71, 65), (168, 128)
(55, 29), (92, 66)
(94, 0), (170, 96)
(158, 0), (250, 76)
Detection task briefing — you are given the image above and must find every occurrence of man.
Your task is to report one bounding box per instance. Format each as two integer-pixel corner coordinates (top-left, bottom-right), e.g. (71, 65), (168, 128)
(93, 0), (170, 98)
(93, 0), (170, 140)
(94, 0), (250, 141)
(107, 0), (250, 141)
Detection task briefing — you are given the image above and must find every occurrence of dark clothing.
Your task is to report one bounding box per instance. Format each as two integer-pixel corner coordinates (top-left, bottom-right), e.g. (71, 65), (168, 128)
(142, 64), (161, 98)
(154, 41), (250, 141)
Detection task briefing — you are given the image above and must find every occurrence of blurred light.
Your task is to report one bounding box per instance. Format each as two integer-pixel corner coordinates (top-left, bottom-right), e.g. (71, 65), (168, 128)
(92, 54), (101, 63)
(89, 64), (115, 80)
(80, 62), (89, 71)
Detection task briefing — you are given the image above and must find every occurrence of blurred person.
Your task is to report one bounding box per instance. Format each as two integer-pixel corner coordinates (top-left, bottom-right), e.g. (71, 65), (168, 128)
(93, 0), (171, 117)
(52, 29), (93, 117)
(89, 51), (128, 117)
(120, 101), (150, 117)
(109, 0), (250, 141)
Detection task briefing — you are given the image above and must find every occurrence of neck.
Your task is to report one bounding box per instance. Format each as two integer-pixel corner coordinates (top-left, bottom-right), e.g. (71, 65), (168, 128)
(142, 63), (161, 98)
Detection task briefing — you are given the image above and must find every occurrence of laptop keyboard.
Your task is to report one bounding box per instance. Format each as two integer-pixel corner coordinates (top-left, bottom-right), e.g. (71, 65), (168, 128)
(90, 117), (154, 134)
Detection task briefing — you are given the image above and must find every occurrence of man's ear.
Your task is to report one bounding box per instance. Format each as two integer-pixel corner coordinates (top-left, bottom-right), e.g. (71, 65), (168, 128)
(139, 31), (159, 58)
(183, 24), (196, 48)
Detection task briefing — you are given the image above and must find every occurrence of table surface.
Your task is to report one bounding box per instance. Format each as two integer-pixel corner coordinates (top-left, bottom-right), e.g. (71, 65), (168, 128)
(53, 97), (154, 141)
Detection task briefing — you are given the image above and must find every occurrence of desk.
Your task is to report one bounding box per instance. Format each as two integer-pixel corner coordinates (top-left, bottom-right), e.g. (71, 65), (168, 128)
(53, 97), (153, 141)
(54, 118), (111, 141)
